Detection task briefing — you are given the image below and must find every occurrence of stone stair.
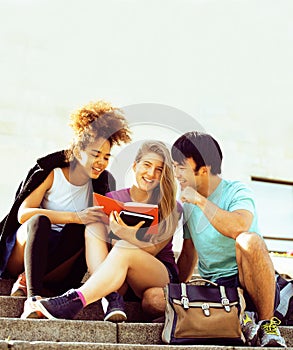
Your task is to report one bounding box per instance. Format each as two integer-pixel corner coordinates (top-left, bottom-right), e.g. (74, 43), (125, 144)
(0, 278), (292, 349)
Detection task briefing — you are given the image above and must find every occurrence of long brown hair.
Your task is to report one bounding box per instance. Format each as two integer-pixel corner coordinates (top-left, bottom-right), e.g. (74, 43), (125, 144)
(134, 141), (180, 241)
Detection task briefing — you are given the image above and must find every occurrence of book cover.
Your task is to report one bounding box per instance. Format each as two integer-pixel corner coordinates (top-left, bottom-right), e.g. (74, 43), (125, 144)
(93, 192), (159, 234)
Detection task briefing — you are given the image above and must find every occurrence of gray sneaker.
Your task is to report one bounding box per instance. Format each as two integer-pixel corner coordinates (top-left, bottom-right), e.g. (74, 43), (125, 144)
(241, 311), (259, 346)
(259, 317), (287, 347)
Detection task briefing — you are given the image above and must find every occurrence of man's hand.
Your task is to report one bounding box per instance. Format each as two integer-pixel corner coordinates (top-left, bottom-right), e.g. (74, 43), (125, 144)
(181, 187), (254, 239)
(181, 186), (203, 205)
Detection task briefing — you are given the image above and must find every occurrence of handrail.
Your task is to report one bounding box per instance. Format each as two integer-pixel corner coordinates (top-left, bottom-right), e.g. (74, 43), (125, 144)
(251, 176), (293, 186)
(263, 236), (292, 242)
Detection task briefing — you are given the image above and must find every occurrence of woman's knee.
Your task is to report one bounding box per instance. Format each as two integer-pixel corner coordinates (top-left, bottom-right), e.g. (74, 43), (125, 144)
(142, 287), (164, 305)
(25, 215), (52, 244)
(142, 287), (165, 318)
(85, 223), (106, 241)
(114, 239), (137, 250)
(27, 214), (51, 230)
(109, 240), (143, 264)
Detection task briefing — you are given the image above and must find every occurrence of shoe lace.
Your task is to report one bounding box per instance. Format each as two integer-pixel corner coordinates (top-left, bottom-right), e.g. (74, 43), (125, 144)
(48, 290), (78, 307)
(243, 312), (253, 325)
(261, 317), (281, 335)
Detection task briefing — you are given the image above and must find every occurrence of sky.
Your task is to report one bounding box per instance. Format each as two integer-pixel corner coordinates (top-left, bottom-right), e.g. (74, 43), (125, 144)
(0, 0), (292, 250)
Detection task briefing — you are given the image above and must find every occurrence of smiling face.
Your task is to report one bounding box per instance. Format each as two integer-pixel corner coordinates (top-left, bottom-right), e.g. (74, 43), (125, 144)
(173, 157), (200, 191)
(133, 152), (164, 193)
(76, 137), (111, 180)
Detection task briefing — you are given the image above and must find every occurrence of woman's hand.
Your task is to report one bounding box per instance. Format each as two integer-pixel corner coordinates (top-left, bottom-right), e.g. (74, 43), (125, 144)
(77, 206), (109, 225)
(109, 211), (171, 255)
(17, 170), (108, 226)
(109, 211), (145, 242)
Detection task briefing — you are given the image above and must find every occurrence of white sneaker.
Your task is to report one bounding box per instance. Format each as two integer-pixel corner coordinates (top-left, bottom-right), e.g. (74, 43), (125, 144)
(21, 296), (44, 319)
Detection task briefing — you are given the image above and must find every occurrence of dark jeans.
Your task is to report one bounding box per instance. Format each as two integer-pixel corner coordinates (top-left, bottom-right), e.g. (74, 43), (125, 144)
(25, 214), (87, 296)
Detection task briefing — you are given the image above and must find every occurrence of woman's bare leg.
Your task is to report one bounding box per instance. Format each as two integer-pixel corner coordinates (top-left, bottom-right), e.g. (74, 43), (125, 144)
(142, 287), (166, 319)
(85, 222), (110, 274)
(79, 240), (169, 305)
(6, 223), (28, 276)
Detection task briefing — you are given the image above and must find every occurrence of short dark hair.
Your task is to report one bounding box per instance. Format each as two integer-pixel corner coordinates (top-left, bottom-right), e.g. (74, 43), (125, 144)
(171, 131), (223, 175)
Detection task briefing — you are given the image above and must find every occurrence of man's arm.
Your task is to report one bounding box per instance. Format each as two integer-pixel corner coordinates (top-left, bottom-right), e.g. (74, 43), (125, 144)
(199, 201), (252, 239)
(181, 186), (253, 239)
(177, 238), (198, 282)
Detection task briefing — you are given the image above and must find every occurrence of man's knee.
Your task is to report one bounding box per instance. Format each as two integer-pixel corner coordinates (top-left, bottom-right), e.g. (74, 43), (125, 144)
(236, 231), (267, 253)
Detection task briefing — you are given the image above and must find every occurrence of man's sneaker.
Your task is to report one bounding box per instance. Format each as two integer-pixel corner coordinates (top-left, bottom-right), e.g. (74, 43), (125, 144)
(259, 317), (287, 347)
(11, 272), (27, 297)
(241, 311), (259, 346)
(104, 292), (127, 322)
(21, 296), (44, 319)
(36, 289), (83, 320)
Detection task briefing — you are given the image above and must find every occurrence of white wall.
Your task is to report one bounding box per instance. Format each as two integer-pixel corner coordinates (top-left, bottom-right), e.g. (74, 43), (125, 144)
(1, 0), (292, 232)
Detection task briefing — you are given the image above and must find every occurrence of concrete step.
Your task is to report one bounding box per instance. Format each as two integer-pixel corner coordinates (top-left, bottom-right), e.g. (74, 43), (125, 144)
(0, 318), (115, 344)
(0, 318), (292, 347)
(0, 318), (162, 345)
(1, 278), (292, 349)
(2, 341), (292, 350)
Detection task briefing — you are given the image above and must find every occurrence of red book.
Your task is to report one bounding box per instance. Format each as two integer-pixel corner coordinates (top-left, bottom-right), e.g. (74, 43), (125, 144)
(93, 193), (159, 234)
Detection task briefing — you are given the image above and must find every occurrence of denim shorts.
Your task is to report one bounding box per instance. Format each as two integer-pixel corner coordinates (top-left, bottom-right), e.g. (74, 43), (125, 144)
(162, 261), (179, 284)
(214, 273), (280, 312)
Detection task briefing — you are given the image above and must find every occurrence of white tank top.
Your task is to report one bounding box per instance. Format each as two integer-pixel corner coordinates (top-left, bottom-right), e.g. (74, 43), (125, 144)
(41, 168), (92, 231)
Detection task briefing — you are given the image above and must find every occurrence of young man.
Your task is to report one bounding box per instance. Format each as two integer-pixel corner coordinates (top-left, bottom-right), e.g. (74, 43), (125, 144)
(168, 131), (286, 347)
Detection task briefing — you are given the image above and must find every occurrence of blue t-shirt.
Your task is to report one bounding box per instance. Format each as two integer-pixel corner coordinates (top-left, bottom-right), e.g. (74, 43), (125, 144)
(183, 179), (260, 281)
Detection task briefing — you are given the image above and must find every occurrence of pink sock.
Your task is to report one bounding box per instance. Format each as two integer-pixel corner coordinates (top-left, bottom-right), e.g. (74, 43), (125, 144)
(76, 290), (87, 307)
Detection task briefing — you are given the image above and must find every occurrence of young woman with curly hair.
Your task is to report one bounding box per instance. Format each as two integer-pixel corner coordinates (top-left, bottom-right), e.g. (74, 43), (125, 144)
(0, 100), (131, 318)
(34, 140), (182, 322)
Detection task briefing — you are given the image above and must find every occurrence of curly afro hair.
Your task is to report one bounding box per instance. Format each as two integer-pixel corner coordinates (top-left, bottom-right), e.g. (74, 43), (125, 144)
(66, 100), (131, 160)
